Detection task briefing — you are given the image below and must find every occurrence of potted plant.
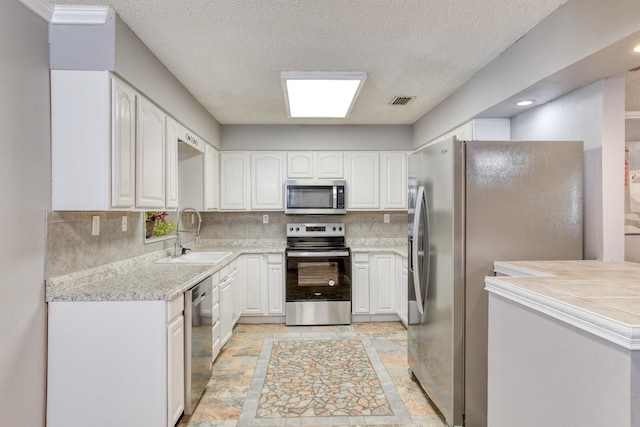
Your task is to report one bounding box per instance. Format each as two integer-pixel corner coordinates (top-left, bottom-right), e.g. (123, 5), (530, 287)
(145, 211), (176, 238)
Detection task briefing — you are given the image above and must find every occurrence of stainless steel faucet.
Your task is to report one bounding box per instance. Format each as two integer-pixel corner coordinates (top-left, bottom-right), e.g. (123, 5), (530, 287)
(174, 207), (202, 257)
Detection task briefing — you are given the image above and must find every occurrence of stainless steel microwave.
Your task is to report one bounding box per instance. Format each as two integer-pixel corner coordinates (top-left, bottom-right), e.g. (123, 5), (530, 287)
(284, 180), (346, 214)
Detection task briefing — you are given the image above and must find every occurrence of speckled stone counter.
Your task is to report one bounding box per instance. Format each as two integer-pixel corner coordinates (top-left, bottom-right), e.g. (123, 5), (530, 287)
(46, 239), (286, 302)
(347, 238), (407, 257)
(485, 260), (640, 427)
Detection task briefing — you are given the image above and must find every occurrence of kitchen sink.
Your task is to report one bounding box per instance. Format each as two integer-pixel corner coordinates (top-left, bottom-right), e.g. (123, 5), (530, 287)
(156, 251), (233, 264)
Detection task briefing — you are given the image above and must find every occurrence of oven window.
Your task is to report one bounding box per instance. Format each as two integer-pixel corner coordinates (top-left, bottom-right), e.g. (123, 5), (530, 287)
(298, 262), (338, 287)
(288, 187), (333, 208)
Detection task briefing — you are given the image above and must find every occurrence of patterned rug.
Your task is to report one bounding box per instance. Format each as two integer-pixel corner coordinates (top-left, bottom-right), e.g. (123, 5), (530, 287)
(239, 337), (411, 426)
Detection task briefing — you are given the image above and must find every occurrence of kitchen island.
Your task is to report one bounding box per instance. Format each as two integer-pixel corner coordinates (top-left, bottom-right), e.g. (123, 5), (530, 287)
(485, 261), (640, 427)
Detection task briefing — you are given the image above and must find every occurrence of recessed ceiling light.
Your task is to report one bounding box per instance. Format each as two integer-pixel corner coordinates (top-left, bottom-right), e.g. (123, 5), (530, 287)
(634, 44), (640, 53)
(281, 71), (367, 118)
(516, 100), (536, 107)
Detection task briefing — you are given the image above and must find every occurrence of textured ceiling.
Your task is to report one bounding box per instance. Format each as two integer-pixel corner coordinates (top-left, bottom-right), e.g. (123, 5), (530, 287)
(50, 0), (570, 125)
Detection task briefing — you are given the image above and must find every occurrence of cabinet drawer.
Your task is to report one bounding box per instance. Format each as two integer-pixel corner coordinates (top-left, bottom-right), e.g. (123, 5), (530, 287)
(353, 252), (369, 263)
(212, 302), (220, 323)
(167, 294), (184, 320)
(267, 253), (283, 263)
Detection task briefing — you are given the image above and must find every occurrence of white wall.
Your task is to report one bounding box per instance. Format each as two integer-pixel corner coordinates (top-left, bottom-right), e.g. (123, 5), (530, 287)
(412, 0), (640, 148)
(221, 124), (412, 151)
(511, 78), (626, 260)
(0, 2), (50, 426)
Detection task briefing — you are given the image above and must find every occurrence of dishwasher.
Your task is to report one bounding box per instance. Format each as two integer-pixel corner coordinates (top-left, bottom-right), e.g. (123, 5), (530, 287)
(184, 276), (213, 415)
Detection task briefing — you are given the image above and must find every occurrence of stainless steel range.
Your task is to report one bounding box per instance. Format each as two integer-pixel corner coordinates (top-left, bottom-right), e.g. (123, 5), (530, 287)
(285, 223), (351, 325)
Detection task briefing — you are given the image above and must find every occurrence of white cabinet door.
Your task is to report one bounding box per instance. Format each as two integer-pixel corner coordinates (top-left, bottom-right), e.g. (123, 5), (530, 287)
(266, 253), (284, 315)
(251, 153), (284, 210)
(136, 97), (166, 208)
(220, 277), (233, 346)
(220, 152), (250, 210)
(204, 144), (219, 210)
(287, 152), (314, 178)
(167, 313), (184, 427)
(380, 152), (407, 210)
(241, 254), (266, 315)
(371, 254), (396, 314)
(317, 152), (344, 179)
(352, 253), (370, 314)
(400, 256), (408, 326)
(111, 77), (137, 208)
(165, 116), (180, 209)
(287, 152), (344, 180)
(345, 152), (380, 209)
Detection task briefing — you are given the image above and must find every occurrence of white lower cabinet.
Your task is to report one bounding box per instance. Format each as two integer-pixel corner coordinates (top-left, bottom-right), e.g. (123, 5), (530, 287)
(352, 252), (371, 314)
(167, 299), (185, 426)
(371, 254), (396, 314)
(352, 251), (401, 322)
(396, 255), (408, 327)
(47, 295), (185, 427)
(219, 267), (236, 346)
(237, 253), (285, 320)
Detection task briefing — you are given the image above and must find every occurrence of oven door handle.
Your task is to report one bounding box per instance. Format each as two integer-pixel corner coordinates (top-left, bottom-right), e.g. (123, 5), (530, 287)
(287, 251), (350, 258)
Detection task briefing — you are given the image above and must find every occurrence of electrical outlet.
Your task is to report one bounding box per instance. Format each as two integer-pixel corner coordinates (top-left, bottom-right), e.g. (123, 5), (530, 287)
(384, 214), (390, 223)
(121, 215), (128, 232)
(263, 214), (269, 224)
(91, 216), (100, 236)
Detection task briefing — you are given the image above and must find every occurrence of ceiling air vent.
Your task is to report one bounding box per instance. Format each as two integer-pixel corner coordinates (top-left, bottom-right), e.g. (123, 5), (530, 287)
(390, 96), (414, 106)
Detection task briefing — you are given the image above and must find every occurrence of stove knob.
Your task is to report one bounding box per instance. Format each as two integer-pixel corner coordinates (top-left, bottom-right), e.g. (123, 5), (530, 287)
(339, 226), (343, 231)
(333, 226), (337, 231)
(296, 227), (300, 231)
(328, 280), (335, 287)
(289, 227), (293, 232)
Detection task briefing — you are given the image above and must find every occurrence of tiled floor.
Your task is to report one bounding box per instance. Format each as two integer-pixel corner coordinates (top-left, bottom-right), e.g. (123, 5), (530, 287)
(178, 322), (446, 427)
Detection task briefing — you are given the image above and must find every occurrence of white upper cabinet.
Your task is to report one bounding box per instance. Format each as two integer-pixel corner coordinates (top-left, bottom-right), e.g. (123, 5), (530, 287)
(287, 152), (314, 179)
(51, 70), (185, 211)
(220, 152), (250, 210)
(251, 153), (285, 210)
(287, 152), (344, 181)
(136, 97), (166, 208)
(203, 143), (219, 210)
(111, 77), (137, 208)
(345, 152), (380, 209)
(380, 152), (407, 209)
(316, 152), (344, 178)
(165, 116), (180, 209)
(52, 71), (131, 210)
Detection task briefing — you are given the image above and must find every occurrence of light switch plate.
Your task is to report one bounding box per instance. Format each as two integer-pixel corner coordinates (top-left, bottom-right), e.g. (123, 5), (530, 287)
(121, 215), (127, 232)
(384, 214), (390, 223)
(91, 216), (100, 236)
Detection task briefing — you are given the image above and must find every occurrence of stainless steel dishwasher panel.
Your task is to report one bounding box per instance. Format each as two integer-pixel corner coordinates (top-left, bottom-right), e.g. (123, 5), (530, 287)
(184, 276), (213, 415)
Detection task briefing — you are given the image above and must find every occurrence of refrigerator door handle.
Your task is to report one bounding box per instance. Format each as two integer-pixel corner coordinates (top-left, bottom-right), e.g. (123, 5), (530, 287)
(412, 185), (429, 315)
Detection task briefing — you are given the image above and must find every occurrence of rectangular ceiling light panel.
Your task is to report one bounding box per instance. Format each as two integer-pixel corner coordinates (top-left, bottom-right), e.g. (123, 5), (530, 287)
(282, 71), (367, 118)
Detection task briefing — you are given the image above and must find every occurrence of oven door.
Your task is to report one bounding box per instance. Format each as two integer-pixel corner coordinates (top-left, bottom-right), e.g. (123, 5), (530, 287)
(285, 249), (351, 302)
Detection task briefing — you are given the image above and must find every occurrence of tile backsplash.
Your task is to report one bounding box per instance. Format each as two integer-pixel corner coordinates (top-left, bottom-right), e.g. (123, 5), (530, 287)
(47, 210), (407, 277)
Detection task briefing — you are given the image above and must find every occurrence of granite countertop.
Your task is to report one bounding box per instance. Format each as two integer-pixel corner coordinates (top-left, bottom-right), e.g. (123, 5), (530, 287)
(46, 238), (407, 303)
(46, 240), (286, 303)
(486, 260), (640, 349)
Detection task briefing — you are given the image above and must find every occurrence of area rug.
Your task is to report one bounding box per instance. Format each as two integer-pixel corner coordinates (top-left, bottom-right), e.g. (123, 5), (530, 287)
(238, 336), (411, 426)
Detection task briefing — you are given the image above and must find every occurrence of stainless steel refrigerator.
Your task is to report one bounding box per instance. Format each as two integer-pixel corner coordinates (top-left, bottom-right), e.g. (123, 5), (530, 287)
(407, 138), (583, 427)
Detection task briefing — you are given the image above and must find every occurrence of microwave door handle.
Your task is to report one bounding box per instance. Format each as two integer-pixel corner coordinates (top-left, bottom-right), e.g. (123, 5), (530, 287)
(333, 186), (337, 209)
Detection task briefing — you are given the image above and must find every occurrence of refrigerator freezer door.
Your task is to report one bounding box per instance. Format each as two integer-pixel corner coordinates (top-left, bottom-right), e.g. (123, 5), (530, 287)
(408, 138), (465, 427)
